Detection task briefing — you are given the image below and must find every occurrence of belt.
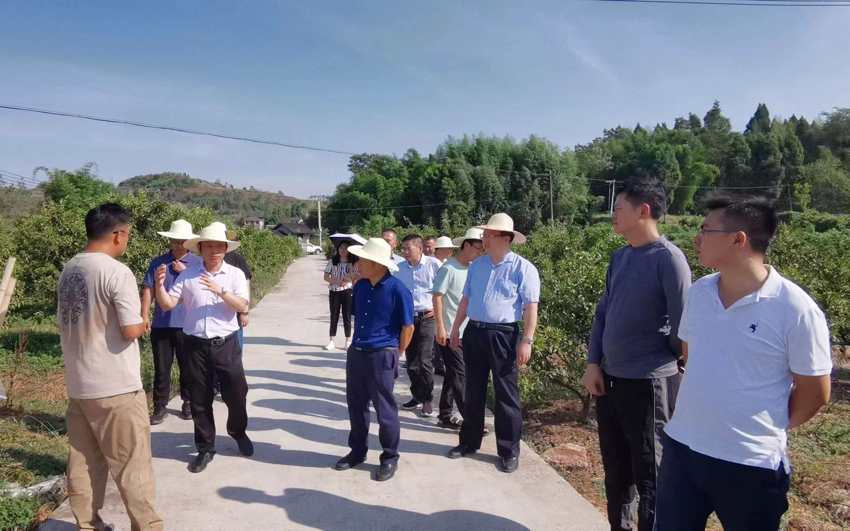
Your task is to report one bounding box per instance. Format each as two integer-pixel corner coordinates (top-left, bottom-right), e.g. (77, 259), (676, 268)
(468, 320), (519, 333)
(184, 330), (239, 347)
(353, 346), (398, 353)
(414, 310), (432, 318)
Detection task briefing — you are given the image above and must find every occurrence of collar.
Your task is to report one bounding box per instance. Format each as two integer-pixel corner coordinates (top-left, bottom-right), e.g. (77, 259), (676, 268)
(202, 261), (231, 276)
(713, 265), (782, 310)
(371, 272), (393, 287)
(488, 251), (516, 266)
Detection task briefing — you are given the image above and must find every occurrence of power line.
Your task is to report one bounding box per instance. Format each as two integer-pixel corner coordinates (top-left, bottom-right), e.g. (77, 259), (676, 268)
(0, 104), (360, 156)
(592, 0), (850, 6)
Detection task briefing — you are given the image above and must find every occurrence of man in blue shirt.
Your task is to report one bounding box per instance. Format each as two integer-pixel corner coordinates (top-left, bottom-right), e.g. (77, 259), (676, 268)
(395, 234), (442, 417)
(337, 238), (414, 482)
(449, 213), (540, 473)
(142, 220), (203, 425)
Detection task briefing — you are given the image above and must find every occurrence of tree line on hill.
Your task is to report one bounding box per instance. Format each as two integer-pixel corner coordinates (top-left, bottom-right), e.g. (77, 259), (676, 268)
(316, 103), (850, 235)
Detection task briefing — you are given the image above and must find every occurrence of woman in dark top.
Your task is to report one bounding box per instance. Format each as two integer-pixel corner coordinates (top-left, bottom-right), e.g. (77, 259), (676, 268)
(323, 242), (359, 350)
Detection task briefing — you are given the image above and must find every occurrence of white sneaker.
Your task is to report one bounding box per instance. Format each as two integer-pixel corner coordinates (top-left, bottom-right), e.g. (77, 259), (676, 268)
(343, 339), (352, 350)
(323, 340), (336, 350)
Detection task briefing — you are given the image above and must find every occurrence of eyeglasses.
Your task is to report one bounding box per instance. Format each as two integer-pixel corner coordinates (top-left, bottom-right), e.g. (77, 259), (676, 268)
(697, 227), (737, 237)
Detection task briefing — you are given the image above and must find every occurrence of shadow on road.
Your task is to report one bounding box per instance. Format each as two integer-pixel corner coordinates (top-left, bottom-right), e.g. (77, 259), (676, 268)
(217, 487), (531, 531)
(243, 337), (318, 348)
(246, 369), (346, 391)
(150, 432), (337, 469)
(288, 358), (347, 370)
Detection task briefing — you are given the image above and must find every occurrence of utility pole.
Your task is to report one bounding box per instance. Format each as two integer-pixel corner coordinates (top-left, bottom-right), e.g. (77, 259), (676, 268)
(308, 195), (329, 248)
(549, 170), (555, 226)
(606, 180), (617, 215)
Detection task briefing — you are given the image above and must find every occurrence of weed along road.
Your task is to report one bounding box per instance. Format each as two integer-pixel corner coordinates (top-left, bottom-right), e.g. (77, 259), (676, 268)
(43, 255), (607, 531)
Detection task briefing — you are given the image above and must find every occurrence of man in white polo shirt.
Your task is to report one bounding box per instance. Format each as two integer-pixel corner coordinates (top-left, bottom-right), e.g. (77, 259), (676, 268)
(155, 224), (253, 474)
(657, 195), (832, 530)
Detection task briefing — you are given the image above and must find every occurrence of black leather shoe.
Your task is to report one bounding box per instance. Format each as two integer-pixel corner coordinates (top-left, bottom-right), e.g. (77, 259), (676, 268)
(376, 462), (396, 482)
(181, 400), (192, 420)
(434, 366), (446, 376)
(401, 398), (420, 410)
(189, 451), (215, 473)
(448, 445), (476, 459)
(502, 457), (519, 473)
(150, 408), (167, 425)
(335, 452), (366, 471)
(236, 435), (254, 457)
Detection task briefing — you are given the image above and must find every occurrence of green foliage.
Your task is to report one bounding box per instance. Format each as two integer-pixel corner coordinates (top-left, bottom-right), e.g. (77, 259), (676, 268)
(0, 495), (44, 531)
(801, 158), (850, 214)
(39, 163), (114, 209)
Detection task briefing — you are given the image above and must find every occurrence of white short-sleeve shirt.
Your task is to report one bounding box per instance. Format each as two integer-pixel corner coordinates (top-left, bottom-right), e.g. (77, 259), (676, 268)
(168, 262), (250, 339)
(664, 266), (833, 471)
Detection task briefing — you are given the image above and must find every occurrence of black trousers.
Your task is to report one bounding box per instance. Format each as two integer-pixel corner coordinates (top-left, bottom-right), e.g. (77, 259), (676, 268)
(596, 372), (680, 531)
(183, 332), (249, 453)
(657, 435), (790, 531)
(329, 289), (352, 337)
(437, 342), (465, 419)
(459, 323), (521, 459)
(150, 327), (189, 409)
(432, 341), (444, 370)
(406, 314), (436, 403)
(346, 347), (400, 465)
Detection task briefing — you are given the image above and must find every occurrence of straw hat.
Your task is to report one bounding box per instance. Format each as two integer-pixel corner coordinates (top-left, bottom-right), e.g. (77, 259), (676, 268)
(208, 221), (238, 240)
(433, 236), (457, 249)
(451, 228), (484, 247)
(347, 238), (399, 272)
(157, 219), (198, 240)
(184, 224), (241, 254)
(475, 213), (526, 244)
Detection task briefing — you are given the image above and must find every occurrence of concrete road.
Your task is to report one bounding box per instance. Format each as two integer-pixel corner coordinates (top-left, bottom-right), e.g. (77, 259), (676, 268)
(43, 255), (607, 531)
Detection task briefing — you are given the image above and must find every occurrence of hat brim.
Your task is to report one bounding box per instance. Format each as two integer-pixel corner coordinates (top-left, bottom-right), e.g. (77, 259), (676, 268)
(157, 231), (199, 240)
(451, 236), (479, 247)
(184, 238), (241, 254)
(348, 245), (399, 272)
(435, 242), (458, 249)
(473, 225), (526, 244)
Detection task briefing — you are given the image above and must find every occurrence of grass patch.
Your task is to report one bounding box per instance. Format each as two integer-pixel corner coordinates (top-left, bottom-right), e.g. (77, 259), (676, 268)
(0, 495), (53, 531)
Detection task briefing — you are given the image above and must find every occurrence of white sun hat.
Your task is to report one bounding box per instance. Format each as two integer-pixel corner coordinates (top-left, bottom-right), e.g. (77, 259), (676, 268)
(347, 238), (399, 272)
(451, 228), (484, 248)
(433, 236), (457, 249)
(208, 221), (238, 240)
(475, 213), (526, 244)
(184, 224), (241, 254)
(157, 219), (198, 240)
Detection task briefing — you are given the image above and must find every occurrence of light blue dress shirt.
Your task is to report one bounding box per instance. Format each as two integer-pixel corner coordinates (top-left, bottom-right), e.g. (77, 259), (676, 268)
(463, 251), (541, 323)
(395, 255), (442, 312)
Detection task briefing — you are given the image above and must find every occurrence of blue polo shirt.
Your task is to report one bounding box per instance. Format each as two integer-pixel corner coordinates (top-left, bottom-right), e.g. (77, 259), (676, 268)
(462, 251), (541, 324)
(143, 251), (204, 328)
(351, 273), (414, 350)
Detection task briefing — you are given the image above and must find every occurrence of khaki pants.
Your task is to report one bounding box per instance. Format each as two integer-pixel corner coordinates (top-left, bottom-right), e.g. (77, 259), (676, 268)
(66, 390), (163, 531)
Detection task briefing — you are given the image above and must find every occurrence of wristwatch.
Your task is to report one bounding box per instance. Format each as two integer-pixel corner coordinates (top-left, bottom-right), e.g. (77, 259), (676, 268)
(521, 335), (535, 345)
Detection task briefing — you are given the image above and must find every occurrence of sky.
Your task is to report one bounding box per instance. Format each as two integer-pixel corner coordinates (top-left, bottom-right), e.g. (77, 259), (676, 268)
(1, 1), (849, 198)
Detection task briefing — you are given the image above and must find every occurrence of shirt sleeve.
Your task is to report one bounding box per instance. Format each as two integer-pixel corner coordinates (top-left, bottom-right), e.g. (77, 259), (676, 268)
(324, 261), (334, 274)
(518, 261), (541, 304)
(238, 254), (253, 280)
(433, 265), (450, 296)
(787, 307), (833, 376)
(142, 260), (156, 288)
(462, 261), (475, 298)
(661, 253), (693, 358)
(588, 260), (613, 365)
(168, 270), (187, 300)
(399, 285), (414, 327)
(110, 271), (143, 327)
(231, 268), (250, 302)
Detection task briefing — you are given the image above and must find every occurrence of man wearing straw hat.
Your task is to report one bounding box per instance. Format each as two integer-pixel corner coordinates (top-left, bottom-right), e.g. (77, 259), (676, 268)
(142, 219), (203, 425)
(154, 223), (253, 473)
(430, 235), (457, 377)
(432, 236), (455, 264)
(335, 238), (413, 482)
(433, 228), (484, 428)
(448, 213), (540, 473)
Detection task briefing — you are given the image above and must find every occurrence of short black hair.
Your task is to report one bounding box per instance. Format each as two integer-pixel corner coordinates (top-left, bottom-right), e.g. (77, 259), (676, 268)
(620, 178), (668, 220)
(402, 233), (423, 246)
(499, 231), (515, 243)
(381, 229), (397, 237)
(424, 235), (437, 242)
(460, 239), (481, 251)
(704, 193), (779, 253)
(85, 203), (130, 240)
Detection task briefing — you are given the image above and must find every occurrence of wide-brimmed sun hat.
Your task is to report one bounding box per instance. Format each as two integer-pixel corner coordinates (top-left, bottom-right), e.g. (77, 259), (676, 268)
(451, 228), (484, 248)
(475, 213), (526, 244)
(157, 219), (198, 240)
(433, 236), (457, 249)
(208, 221), (238, 240)
(347, 238), (399, 272)
(184, 224), (241, 254)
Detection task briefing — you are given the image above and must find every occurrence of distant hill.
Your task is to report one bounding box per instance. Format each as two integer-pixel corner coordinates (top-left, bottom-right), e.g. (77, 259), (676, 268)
(118, 172), (309, 225)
